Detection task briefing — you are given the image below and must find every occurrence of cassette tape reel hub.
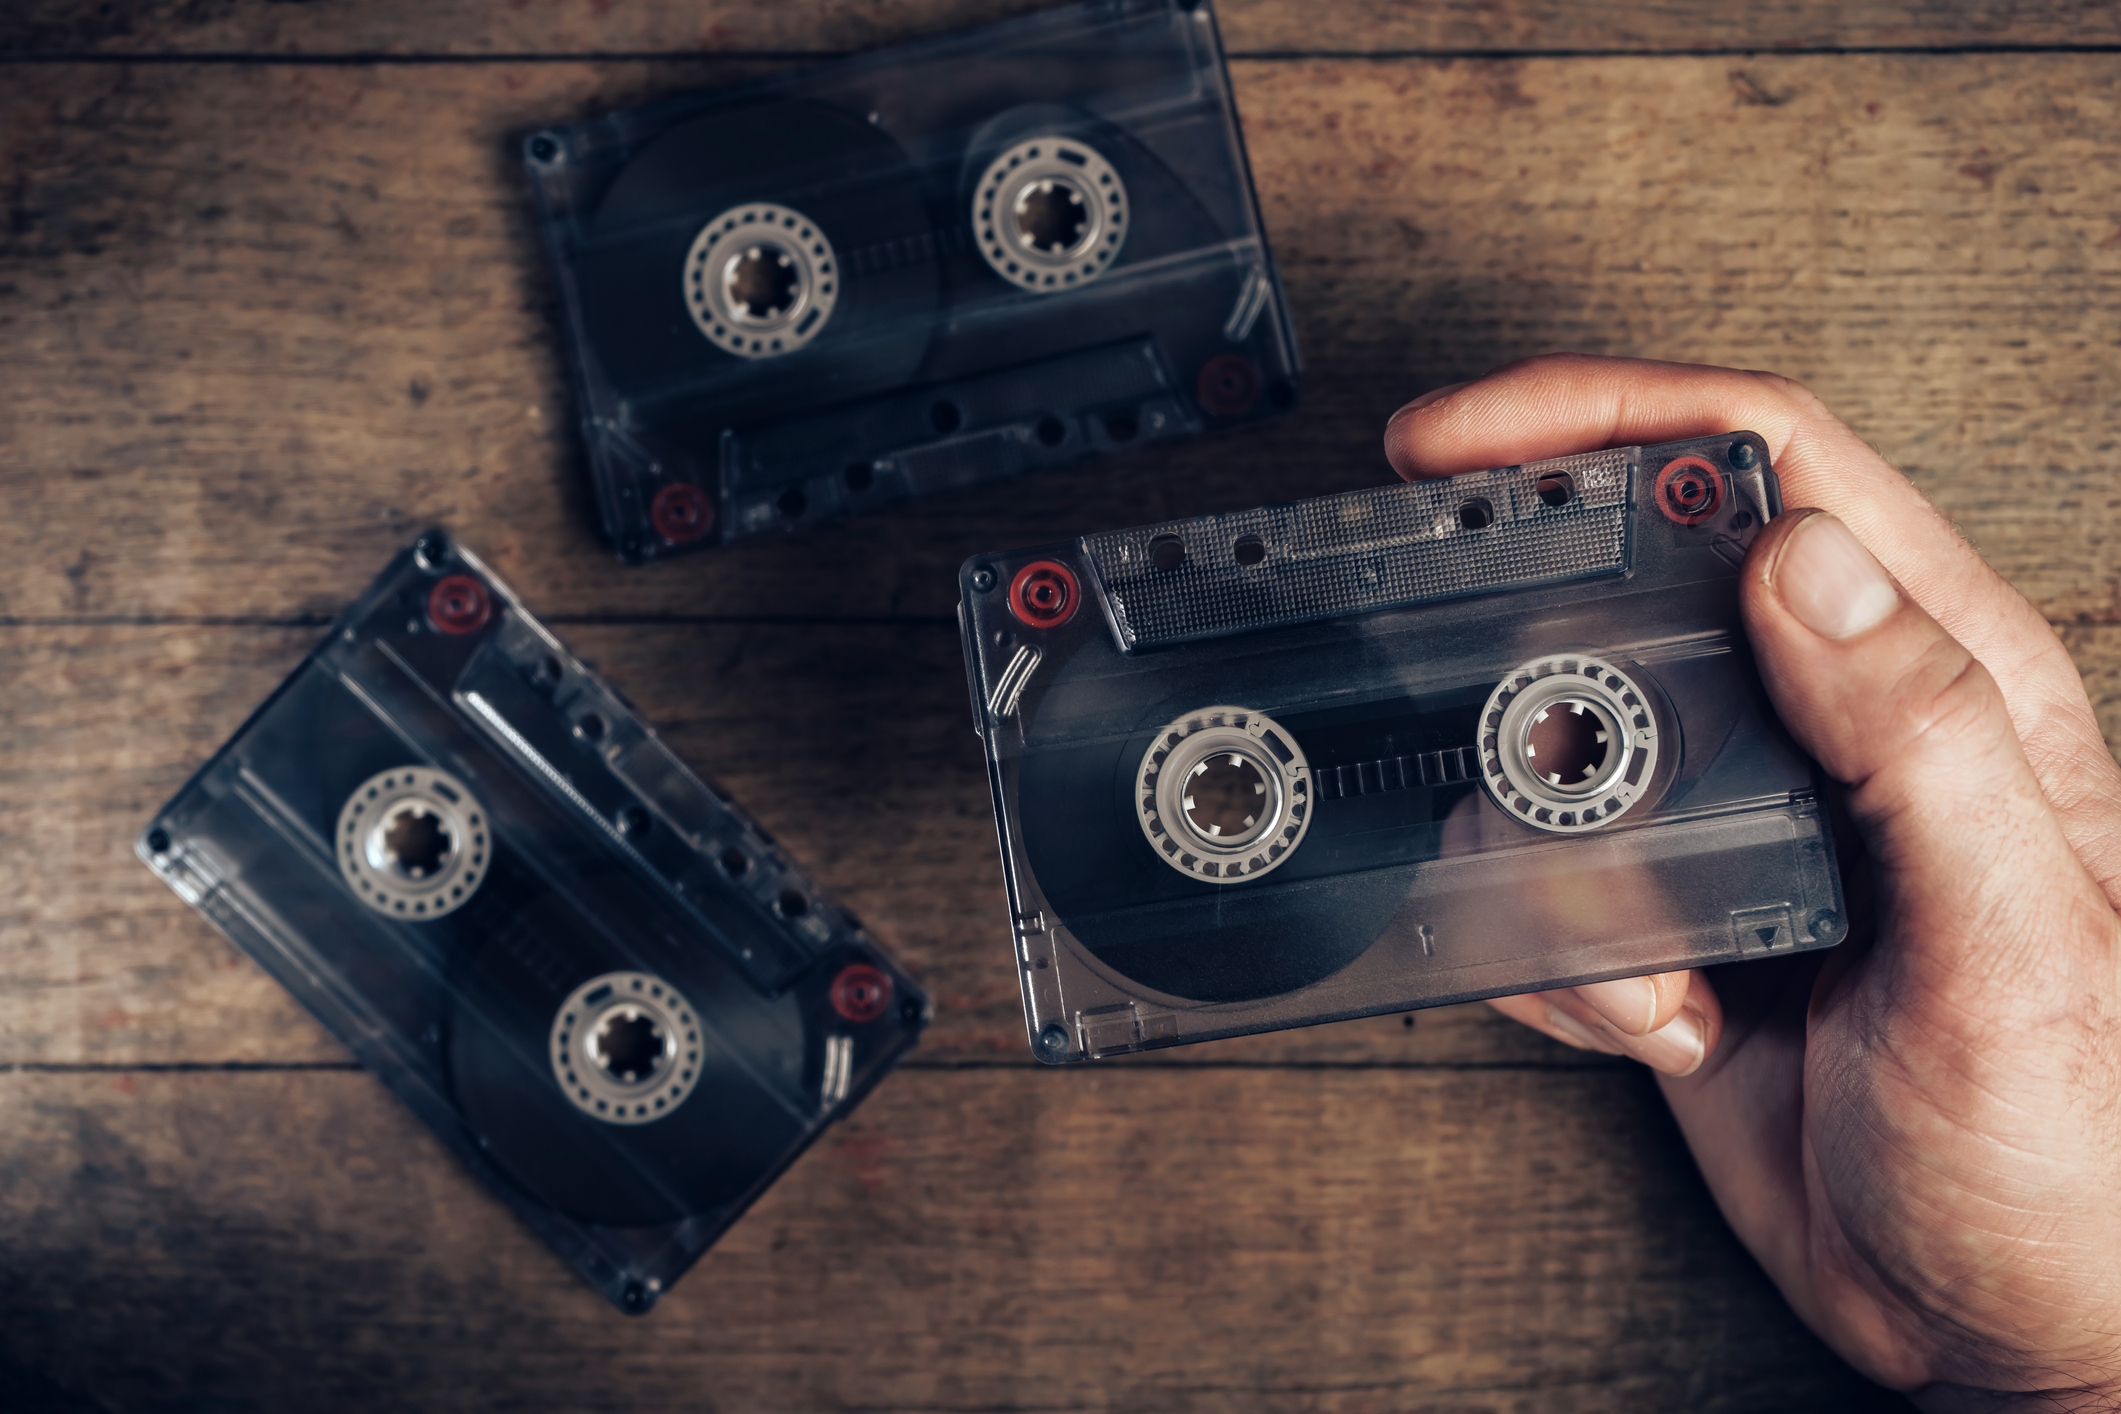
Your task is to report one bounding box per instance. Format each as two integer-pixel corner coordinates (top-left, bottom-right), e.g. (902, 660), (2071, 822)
(1137, 708), (1312, 881)
(683, 203), (839, 358)
(1479, 656), (1661, 833)
(975, 138), (1127, 291)
(337, 766), (488, 918)
(551, 972), (702, 1125)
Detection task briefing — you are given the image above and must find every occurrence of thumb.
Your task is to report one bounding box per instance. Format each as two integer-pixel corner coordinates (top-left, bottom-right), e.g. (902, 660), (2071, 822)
(1742, 510), (2112, 995)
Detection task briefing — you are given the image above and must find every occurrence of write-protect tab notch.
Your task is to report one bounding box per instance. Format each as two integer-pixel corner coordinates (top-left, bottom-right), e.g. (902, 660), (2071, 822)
(1081, 449), (1635, 652)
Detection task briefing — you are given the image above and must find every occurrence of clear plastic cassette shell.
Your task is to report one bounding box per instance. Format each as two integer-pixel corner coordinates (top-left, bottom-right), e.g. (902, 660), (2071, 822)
(138, 533), (929, 1311)
(959, 434), (1846, 1062)
(523, 0), (1301, 562)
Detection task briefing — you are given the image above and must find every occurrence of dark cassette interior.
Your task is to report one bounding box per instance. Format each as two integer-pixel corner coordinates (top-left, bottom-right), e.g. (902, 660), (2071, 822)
(138, 534), (929, 1310)
(960, 435), (1846, 1061)
(524, 0), (1300, 560)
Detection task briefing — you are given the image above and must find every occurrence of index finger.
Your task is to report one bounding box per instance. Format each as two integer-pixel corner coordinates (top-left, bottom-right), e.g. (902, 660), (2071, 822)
(1382, 352), (2121, 906)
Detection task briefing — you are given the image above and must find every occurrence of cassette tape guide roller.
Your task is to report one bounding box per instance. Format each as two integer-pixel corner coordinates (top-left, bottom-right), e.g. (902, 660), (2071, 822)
(960, 434), (1847, 1062)
(139, 533), (928, 1310)
(524, 0), (1300, 560)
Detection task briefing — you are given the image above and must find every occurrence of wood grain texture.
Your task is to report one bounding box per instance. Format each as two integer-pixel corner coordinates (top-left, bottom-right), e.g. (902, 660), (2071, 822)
(0, 1067), (1909, 1413)
(4, 7), (2114, 1407)
(2, 0), (2117, 57)
(3, 55), (2118, 624)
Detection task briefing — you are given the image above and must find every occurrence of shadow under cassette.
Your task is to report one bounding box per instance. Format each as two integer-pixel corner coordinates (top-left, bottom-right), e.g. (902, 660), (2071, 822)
(960, 435), (1846, 1062)
(139, 533), (928, 1311)
(524, 0), (1300, 560)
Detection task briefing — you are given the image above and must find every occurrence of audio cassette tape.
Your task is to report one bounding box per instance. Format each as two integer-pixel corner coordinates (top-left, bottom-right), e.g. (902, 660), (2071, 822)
(138, 532), (928, 1310)
(523, 0), (1300, 561)
(959, 434), (1847, 1062)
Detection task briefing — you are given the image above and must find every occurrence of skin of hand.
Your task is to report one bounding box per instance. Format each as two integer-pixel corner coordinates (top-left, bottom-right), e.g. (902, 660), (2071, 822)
(1384, 355), (2121, 1409)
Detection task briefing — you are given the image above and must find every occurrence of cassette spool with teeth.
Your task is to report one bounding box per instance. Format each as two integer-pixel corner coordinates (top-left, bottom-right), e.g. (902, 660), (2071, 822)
(137, 532), (928, 1311)
(523, 0), (1300, 560)
(960, 433), (1847, 1062)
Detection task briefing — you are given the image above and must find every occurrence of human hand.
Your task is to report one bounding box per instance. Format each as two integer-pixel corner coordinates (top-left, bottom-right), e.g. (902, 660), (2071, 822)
(1385, 355), (2121, 1408)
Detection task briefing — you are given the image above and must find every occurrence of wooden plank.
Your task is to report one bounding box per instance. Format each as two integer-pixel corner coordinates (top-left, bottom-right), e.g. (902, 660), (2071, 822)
(1, 0), (2115, 58)
(0, 619), (1581, 1066)
(2, 55), (2117, 625)
(0, 1066), (1910, 1411)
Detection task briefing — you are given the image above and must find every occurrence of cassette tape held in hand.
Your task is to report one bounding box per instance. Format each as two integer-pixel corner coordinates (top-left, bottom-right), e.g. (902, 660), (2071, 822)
(138, 533), (928, 1311)
(960, 434), (1846, 1062)
(523, 0), (1299, 560)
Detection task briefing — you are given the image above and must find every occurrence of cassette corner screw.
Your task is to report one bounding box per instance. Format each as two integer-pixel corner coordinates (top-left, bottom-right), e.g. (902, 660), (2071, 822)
(1034, 1022), (1070, 1061)
(970, 566), (997, 593)
(1729, 442), (1759, 470)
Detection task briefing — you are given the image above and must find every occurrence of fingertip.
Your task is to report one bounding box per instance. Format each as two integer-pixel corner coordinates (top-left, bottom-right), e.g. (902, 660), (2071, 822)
(1383, 381), (1474, 481)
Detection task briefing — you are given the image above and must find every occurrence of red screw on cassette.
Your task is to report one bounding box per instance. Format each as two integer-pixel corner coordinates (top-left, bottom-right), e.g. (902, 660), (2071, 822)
(829, 963), (892, 1024)
(1653, 456), (1725, 526)
(427, 575), (493, 635)
(1009, 560), (1079, 628)
(1195, 354), (1260, 417)
(650, 483), (715, 544)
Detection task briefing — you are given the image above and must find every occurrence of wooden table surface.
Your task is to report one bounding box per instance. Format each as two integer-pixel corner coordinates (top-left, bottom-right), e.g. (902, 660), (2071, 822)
(5, 2), (2118, 1409)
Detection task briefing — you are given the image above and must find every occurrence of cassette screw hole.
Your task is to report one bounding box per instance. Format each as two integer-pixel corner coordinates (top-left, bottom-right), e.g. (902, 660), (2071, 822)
(427, 575), (492, 635)
(776, 890), (808, 919)
(719, 847), (749, 877)
(900, 997), (922, 1026)
(621, 1281), (650, 1313)
(778, 487), (807, 519)
(1655, 456), (1724, 524)
(577, 713), (607, 743)
(1525, 700), (1610, 786)
(970, 566), (997, 593)
(830, 963), (892, 1024)
(1103, 408), (1139, 443)
(617, 805), (651, 838)
(1149, 534), (1186, 571)
(843, 461), (874, 492)
(726, 244), (798, 320)
(1009, 560), (1079, 628)
(1233, 534), (1267, 567)
(649, 483), (714, 544)
(528, 134), (559, 162)
(1035, 1023), (1070, 1061)
(414, 532), (450, 570)
(1731, 442), (1760, 470)
(1731, 509), (1755, 530)
(1036, 415), (1066, 447)
(1536, 473), (1575, 507)
(146, 827), (170, 854)
(1458, 498), (1495, 530)
(1015, 178), (1088, 254)
(1184, 754), (1267, 838)
(930, 401), (962, 434)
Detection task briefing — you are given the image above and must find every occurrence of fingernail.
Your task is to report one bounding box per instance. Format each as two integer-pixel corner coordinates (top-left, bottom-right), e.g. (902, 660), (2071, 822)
(1542, 1003), (1624, 1055)
(1387, 381), (1471, 425)
(1574, 976), (1659, 1036)
(1599, 1005), (1708, 1077)
(1775, 513), (1899, 641)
